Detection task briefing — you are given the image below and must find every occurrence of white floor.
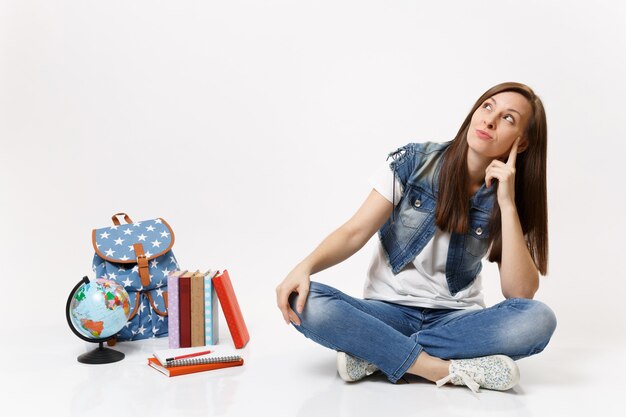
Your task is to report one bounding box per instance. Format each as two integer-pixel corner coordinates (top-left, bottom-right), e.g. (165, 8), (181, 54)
(6, 318), (624, 417)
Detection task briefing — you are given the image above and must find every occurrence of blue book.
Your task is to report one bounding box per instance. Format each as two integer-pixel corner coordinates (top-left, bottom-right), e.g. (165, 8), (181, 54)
(204, 270), (219, 345)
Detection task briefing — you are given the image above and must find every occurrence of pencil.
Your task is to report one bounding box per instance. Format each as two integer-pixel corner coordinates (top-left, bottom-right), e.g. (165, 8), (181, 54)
(166, 349), (212, 362)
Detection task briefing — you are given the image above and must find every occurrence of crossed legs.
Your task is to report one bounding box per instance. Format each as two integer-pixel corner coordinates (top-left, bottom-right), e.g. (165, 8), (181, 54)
(289, 281), (556, 383)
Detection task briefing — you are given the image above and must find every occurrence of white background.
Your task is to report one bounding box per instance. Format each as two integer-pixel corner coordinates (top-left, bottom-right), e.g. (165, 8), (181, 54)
(2, 0), (626, 361)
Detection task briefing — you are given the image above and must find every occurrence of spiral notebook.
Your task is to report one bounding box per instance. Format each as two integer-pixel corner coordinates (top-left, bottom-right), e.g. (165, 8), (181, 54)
(153, 346), (243, 368)
(147, 357), (244, 377)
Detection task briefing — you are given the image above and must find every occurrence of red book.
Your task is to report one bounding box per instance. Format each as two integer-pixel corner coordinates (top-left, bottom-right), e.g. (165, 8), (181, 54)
(213, 270), (249, 349)
(178, 271), (193, 348)
(147, 357), (244, 377)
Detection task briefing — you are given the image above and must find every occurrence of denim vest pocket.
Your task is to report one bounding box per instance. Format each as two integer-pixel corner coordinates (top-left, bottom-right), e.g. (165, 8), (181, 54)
(463, 216), (491, 258)
(399, 186), (436, 229)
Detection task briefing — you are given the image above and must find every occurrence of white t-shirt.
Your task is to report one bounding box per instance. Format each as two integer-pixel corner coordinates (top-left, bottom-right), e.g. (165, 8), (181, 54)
(363, 163), (485, 310)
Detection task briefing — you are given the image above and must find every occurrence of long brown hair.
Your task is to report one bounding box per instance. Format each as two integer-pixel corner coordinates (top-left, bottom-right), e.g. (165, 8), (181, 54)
(435, 82), (548, 274)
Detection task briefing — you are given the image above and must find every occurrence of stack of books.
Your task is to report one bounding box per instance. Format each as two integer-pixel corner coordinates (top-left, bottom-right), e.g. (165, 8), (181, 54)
(167, 269), (249, 349)
(148, 346), (244, 377)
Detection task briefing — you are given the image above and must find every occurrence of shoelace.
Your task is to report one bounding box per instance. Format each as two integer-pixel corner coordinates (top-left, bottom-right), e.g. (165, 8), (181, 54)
(364, 363), (378, 376)
(436, 370), (482, 393)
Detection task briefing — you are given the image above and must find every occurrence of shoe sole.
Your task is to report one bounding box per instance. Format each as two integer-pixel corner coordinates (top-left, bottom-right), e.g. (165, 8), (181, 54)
(336, 352), (354, 382)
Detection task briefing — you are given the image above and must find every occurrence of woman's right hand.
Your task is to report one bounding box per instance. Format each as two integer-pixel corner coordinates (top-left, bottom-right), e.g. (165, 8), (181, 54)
(275, 190), (393, 326)
(276, 266), (310, 326)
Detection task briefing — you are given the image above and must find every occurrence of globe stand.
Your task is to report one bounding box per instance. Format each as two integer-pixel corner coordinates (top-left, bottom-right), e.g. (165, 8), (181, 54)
(77, 341), (125, 364)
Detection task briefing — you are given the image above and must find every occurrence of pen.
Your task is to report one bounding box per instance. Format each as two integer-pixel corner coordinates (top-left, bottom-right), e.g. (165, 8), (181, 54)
(166, 350), (212, 362)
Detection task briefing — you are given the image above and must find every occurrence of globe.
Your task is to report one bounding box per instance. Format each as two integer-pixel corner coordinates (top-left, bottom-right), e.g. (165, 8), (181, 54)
(66, 276), (131, 364)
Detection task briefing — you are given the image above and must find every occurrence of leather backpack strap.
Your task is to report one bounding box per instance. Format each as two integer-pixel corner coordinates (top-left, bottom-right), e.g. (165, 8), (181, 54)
(112, 213), (134, 226)
(127, 292), (141, 320)
(133, 243), (151, 287)
(146, 292), (168, 317)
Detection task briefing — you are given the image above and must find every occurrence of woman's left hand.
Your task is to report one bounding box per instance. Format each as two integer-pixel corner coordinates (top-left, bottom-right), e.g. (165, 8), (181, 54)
(485, 137), (521, 209)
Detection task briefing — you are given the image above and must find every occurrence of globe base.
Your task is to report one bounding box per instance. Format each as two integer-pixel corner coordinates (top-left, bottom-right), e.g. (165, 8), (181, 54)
(77, 341), (125, 364)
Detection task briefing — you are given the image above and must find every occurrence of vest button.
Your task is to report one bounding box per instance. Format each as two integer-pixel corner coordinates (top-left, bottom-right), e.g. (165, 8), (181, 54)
(475, 227), (483, 236)
(414, 199), (421, 208)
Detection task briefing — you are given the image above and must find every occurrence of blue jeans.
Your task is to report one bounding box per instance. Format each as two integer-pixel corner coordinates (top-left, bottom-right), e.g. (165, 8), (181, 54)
(289, 281), (557, 383)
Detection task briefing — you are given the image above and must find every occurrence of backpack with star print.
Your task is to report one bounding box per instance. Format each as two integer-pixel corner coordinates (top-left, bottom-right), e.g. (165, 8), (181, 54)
(92, 213), (179, 341)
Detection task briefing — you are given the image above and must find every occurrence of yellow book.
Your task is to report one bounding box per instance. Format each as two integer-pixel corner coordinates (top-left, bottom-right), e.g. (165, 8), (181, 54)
(190, 270), (206, 346)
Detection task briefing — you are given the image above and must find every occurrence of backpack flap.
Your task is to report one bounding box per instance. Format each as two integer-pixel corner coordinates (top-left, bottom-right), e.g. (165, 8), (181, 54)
(92, 218), (175, 287)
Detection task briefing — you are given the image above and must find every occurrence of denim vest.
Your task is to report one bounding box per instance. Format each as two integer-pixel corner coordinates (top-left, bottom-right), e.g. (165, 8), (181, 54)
(378, 141), (496, 295)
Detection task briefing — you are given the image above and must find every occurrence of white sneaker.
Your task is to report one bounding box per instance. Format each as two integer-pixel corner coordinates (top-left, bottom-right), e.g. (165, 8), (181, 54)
(336, 352), (378, 382)
(436, 355), (520, 393)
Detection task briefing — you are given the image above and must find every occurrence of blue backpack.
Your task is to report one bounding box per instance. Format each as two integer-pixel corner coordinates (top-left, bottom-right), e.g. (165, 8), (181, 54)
(92, 213), (179, 341)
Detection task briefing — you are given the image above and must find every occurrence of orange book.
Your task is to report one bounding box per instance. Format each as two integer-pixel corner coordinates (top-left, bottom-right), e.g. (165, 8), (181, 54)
(212, 270), (250, 349)
(147, 357), (244, 377)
